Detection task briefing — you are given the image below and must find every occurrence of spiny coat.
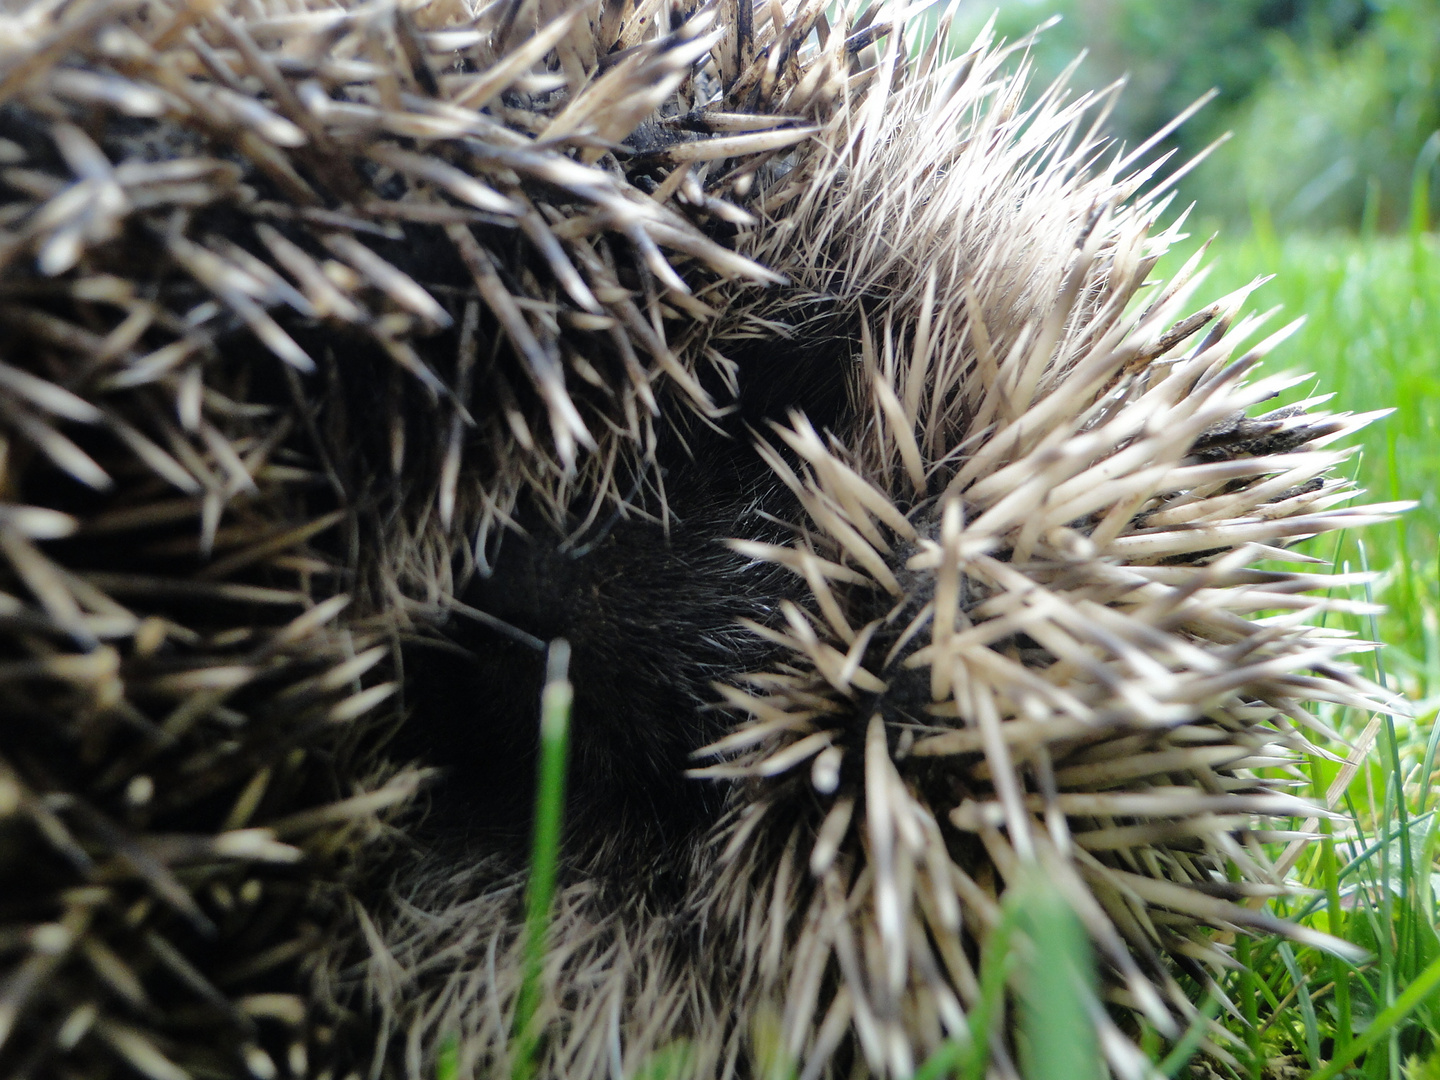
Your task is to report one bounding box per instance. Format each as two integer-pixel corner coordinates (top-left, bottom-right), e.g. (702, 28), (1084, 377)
(0, 2), (1399, 1079)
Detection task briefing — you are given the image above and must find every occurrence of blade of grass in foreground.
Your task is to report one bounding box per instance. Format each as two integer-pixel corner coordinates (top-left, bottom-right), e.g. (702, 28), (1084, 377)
(512, 639), (573, 1080)
(912, 905), (1013, 1080)
(1011, 870), (1103, 1080)
(912, 869), (1104, 1080)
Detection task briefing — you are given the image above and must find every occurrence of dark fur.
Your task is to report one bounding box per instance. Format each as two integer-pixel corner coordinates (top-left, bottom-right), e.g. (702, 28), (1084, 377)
(398, 390), (827, 877)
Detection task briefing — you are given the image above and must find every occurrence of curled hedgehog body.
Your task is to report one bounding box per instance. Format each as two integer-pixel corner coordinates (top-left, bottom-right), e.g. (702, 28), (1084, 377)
(0, 2), (1403, 1079)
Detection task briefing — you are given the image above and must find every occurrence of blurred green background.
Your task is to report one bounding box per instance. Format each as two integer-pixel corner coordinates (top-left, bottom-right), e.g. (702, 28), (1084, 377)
(948, 0), (1440, 232)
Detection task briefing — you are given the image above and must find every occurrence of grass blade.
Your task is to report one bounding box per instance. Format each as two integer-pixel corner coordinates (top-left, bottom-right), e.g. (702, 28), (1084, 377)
(512, 639), (573, 1080)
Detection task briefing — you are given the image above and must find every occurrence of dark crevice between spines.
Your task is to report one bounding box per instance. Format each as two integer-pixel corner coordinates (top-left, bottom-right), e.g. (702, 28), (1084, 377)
(397, 414), (809, 879)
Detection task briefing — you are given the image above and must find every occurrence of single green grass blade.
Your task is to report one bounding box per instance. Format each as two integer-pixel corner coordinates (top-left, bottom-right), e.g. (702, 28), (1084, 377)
(1277, 942), (1321, 1071)
(1010, 871), (1102, 1080)
(1415, 705), (1440, 818)
(436, 1035), (460, 1080)
(962, 904), (1019, 1080)
(1159, 995), (1223, 1079)
(511, 639), (573, 1080)
(1318, 796), (1354, 1054)
(912, 1038), (966, 1080)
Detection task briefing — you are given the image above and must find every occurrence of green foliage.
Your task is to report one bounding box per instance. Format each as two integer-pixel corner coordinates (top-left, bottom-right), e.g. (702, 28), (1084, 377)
(1199, 0), (1440, 231)
(912, 873), (1104, 1080)
(436, 1035), (460, 1080)
(952, 0), (1440, 232)
(631, 1042), (697, 1080)
(950, 0), (1369, 177)
(1406, 1045), (1440, 1080)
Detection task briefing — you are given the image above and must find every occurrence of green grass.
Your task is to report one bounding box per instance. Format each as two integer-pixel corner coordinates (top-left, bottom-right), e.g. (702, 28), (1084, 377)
(1136, 225), (1440, 1078)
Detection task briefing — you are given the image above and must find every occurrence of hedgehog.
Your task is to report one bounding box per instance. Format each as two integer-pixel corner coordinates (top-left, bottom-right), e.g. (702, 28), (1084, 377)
(0, 2), (1404, 1080)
